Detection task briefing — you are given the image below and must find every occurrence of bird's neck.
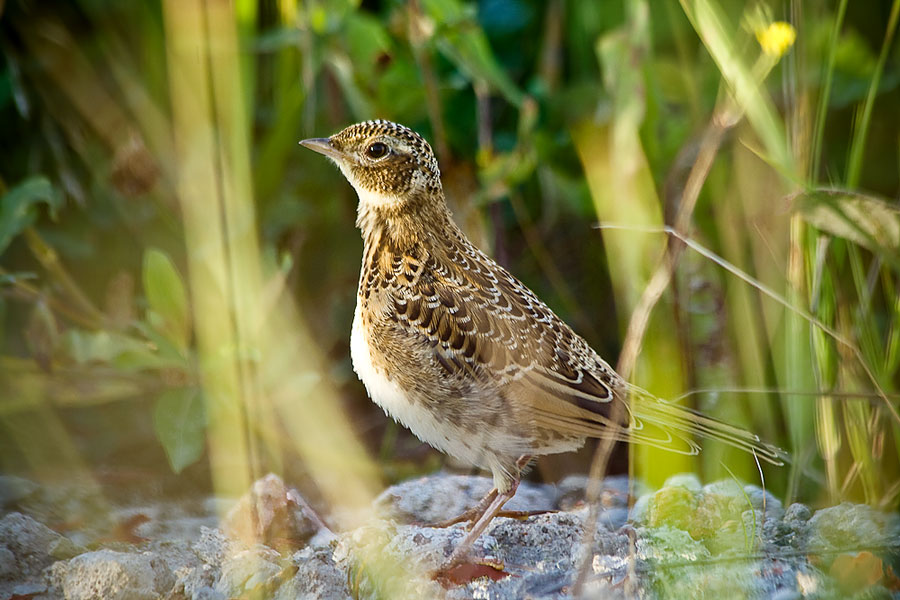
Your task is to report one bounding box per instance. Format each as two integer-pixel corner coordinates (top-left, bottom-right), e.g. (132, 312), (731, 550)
(356, 189), (452, 253)
(355, 188), (465, 309)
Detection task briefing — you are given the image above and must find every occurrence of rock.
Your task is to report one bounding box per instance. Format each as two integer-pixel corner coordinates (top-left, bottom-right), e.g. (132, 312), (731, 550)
(192, 526), (232, 566)
(555, 474), (643, 511)
(743, 484), (784, 518)
(8, 581), (49, 598)
(783, 502), (811, 523)
(764, 502), (813, 553)
(578, 572), (630, 600)
(336, 508), (639, 599)
(223, 473), (322, 550)
(635, 525), (710, 562)
(374, 474), (556, 524)
(693, 480), (757, 553)
(579, 551), (633, 599)
(596, 506), (629, 531)
(145, 539), (214, 600)
(662, 473), (703, 493)
(2, 471), (895, 600)
(47, 549), (175, 600)
(807, 503), (900, 565)
(646, 555), (832, 599)
(476, 512), (585, 599)
(171, 562), (222, 600)
(273, 545), (352, 600)
(631, 477), (796, 556)
(165, 527), (243, 600)
(110, 501), (217, 545)
(334, 521), (449, 599)
(12, 481), (113, 549)
(489, 511), (583, 567)
(637, 485), (697, 531)
(0, 546), (15, 580)
(214, 545), (285, 598)
(0, 512), (81, 578)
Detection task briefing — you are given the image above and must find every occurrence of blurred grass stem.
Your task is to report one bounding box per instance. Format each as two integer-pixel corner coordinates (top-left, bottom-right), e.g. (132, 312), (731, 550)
(599, 223), (896, 424)
(810, 0), (848, 180)
(846, 0), (900, 187)
(163, 0), (256, 504)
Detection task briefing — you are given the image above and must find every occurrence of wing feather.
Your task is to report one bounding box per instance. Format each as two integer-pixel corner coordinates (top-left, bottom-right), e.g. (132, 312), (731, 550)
(379, 235), (785, 465)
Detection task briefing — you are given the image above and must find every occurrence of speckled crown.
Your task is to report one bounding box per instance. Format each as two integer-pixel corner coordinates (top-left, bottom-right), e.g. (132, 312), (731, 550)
(329, 120), (441, 194)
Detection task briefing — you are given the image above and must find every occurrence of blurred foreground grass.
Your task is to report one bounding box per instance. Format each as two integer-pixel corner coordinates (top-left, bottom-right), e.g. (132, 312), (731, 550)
(0, 0), (899, 572)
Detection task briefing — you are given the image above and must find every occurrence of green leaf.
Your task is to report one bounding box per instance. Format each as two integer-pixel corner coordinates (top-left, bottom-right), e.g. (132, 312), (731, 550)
(61, 328), (182, 370)
(342, 13), (392, 83)
(0, 177), (63, 257)
(421, 0), (524, 106)
(376, 59), (427, 118)
(142, 248), (191, 350)
(791, 189), (900, 266)
(153, 387), (206, 474)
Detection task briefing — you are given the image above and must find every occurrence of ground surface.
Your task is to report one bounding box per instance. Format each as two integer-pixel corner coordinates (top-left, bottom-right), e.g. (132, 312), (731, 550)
(1, 472), (898, 599)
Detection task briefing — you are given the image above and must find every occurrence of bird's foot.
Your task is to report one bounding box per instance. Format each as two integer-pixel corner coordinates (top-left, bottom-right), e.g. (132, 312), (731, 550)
(416, 488), (499, 529)
(433, 556), (509, 587)
(425, 508), (552, 529)
(494, 508), (557, 521)
(418, 506), (485, 529)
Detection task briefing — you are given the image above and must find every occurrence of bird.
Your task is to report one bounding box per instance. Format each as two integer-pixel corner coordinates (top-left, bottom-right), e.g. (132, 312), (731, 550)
(300, 119), (783, 567)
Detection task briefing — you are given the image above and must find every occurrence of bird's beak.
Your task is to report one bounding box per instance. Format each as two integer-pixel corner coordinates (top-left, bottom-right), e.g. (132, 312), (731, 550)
(299, 137), (344, 162)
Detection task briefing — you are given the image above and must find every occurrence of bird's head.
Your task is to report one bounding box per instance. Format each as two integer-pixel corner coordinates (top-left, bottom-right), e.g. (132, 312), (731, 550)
(300, 120), (442, 211)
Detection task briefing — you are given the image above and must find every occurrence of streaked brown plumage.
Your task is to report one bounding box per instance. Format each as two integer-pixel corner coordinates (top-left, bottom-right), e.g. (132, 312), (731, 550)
(301, 120), (782, 565)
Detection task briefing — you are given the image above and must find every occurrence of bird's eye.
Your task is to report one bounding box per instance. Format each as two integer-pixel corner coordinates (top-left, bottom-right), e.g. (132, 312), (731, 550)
(365, 142), (389, 160)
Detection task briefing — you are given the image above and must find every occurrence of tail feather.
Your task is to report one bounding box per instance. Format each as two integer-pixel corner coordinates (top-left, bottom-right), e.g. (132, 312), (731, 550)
(622, 383), (786, 465)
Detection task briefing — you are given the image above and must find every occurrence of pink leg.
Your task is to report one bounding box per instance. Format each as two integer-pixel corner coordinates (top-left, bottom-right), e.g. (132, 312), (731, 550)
(425, 488), (498, 528)
(444, 479), (519, 567)
(442, 455), (533, 568)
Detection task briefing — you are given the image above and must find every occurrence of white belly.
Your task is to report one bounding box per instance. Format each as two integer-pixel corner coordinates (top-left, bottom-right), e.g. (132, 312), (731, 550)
(349, 304), (541, 482)
(350, 305), (457, 454)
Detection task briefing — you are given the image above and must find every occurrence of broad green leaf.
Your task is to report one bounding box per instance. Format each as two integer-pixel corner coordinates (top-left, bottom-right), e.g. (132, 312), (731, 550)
(62, 329), (181, 370)
(421, 0), (524, 106)
(153, 387), (206, 473)
(142, 248), (191, 350)
(342, 13), (392, 83)
(792, 189), (900, 266)
(376, 59), (427, 118)
(0, 177), (63, 256)
(132, 320), (193, 365)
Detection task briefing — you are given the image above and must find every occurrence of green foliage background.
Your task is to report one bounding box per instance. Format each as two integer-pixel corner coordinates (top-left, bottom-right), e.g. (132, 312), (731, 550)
(1, 0), (899, 515)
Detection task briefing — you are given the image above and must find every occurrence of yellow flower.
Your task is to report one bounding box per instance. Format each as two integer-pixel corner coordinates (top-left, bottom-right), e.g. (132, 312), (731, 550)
(756, 21), (797, 58)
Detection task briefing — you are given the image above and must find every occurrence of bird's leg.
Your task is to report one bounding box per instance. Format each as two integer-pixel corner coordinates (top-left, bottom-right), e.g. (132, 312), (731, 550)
(424, 488), (498, 528)
(489, 454), (553, 520)
(441, 455), (533, 568)
(492, 507), (555, 520)
(425, 484), (548, 529)
(443, 478), (519, 568)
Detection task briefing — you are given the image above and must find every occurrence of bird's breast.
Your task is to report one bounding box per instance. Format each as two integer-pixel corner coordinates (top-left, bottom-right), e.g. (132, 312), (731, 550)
(350, 302), (457, 451)
(350, 299), (534, 471)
